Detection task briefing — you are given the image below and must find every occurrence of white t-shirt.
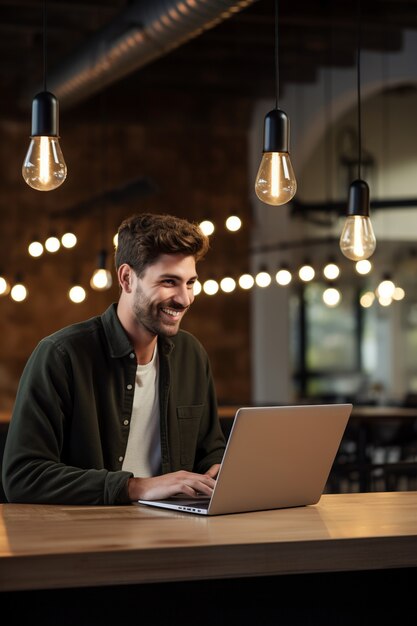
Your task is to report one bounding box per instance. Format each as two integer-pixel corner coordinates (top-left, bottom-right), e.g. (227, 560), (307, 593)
(122, 346), (161, 477)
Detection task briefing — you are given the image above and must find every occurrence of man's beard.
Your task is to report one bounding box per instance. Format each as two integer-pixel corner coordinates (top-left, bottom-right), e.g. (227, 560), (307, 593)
(132, 286), (188, 338)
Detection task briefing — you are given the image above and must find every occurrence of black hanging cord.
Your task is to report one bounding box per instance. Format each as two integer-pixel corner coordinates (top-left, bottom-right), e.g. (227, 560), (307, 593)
(43, 0), (48, 91)
(356, 0), (362, 180)
(274, 0), (279, 110)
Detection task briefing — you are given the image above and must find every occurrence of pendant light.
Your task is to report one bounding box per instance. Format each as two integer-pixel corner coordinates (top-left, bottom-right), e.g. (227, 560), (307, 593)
(340, 1), (376, 261)
(90, 249), (113, 291)
(255, 0), (296, 206)
(22, 1), (67, 191)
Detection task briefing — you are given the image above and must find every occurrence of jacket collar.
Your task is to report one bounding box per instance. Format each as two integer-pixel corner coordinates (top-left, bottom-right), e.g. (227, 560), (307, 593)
(101, 303), (174, 358)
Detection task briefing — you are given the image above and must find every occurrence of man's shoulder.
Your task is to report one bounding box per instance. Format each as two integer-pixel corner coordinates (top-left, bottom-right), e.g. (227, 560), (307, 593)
(40, 314), (103, 352)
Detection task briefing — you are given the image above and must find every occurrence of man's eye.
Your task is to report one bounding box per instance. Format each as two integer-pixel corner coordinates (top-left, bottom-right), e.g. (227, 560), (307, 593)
(162, 279), (175, 286)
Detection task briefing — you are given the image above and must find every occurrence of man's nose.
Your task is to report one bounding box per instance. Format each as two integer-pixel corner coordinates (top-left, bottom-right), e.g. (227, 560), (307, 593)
(173, 284), (193, 307)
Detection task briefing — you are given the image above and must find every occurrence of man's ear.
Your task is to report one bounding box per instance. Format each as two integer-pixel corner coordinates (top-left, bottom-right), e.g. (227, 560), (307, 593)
(118, 264), (135, 293)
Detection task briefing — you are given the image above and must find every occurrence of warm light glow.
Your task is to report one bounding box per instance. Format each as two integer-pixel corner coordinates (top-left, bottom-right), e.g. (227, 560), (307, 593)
(22, 136), (67, 191)
(113, 233), (118, 248)
(45, 236), (61, 253)
(0, 276), (10, 296)
(255, 271), (271, 288)
(68, 285), (86, 303)
(255, 152), (297, 206)
(378, 295), (392, 307)
(220, 277), (236, 293)
(393, 287), (405, 301)
(238, 273), (254, 290)
(11, 283), (27, 302)
(225, 216), (242, 232)
(28, 241), (44, 257)
(203, 279), (219, 295)
(193, 280), (202, 296)
(323, 263), (340, 280)
(90, 269), (113, 291)
(61, 232), (77, 248)
(275, 268), (292, 286)
(298, 264), (315, 282)
(199, 220), (215, 236)
(360, 291), (375, 308)
(377, 279), (395, 299)
(323, 287), (341, 307)
(355, 259), (372, 275)
(340, 215), (376, 261)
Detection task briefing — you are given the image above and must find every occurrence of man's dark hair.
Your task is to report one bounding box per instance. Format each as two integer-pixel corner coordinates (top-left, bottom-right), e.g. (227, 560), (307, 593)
(115, 212), (209, 276)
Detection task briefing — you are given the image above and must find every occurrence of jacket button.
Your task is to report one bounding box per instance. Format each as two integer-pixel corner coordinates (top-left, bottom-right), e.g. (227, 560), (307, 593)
(123, 419), (129, 426)
(118, 456), (124, 462)
(127, 384), (133, 390)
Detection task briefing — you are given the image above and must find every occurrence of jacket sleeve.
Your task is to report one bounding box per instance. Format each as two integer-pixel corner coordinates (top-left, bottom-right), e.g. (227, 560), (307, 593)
(2, 339), (133, 505)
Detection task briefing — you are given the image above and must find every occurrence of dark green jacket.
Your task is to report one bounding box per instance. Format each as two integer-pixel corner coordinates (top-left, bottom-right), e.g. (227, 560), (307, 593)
(2, 304), (225, 505)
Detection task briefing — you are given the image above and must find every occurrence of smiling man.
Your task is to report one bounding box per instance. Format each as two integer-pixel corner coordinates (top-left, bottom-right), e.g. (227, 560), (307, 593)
(3, 213), (226, 505)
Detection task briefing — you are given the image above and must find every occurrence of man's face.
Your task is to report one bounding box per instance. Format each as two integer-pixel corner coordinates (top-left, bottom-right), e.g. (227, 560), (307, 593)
(132, 253), (197, 337)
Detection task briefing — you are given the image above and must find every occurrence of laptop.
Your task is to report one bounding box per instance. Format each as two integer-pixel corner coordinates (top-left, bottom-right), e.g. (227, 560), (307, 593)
(138, 403), (352, 516)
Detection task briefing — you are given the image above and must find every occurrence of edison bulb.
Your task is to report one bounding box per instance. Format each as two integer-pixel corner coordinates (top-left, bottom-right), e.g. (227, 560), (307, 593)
(323, 287), (341, 307)
(238, 274), (254, 290)
(11, 283), (27, 302)
(61, 232), (77, 248)
(22, 136), (67, 191)
(203, 279), (219, 295)
(45, 236), (61, 253)
(193, 280), (202, 296)
(220, 277), (236, 293)
(69, 285), (86, 303)
(255, 152), (297, 206)
(90, 269), (112, 291)
(276, 268), (292, 286)
(28, 241), (44, 257)
(199, 220), (215, 236)
(340, 215), (376, 261)
(0, 276), (10, 296)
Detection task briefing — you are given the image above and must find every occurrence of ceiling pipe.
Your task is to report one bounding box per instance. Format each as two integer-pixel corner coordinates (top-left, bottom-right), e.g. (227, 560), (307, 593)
(22, 0), (258, 110)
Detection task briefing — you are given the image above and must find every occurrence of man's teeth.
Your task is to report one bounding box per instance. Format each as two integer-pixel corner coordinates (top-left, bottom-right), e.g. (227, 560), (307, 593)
(161, 308), (181, 317)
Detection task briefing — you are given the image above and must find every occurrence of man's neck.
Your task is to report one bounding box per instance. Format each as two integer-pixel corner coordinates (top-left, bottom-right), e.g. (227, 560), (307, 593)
(116, 301), (157, 365)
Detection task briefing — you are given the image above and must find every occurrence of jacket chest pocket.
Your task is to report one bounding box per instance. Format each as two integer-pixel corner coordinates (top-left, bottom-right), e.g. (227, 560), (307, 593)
(177, 405), (204, 466)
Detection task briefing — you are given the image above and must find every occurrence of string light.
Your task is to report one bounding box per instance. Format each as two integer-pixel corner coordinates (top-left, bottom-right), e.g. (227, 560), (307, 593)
(0, 275), (10, 296)
(323, 287), (341, 307)
(276, 267), (292, 286)
(393, 287), (405, 301)
(220, 277), (236, 293)
(323, 262), (340, 280)
(203, 279), (219, 295)
(45, 235), (61, 253)
(193, 280), (202, 296)
(355, 259), (372, 275)
(61, 232), (77, 248)
(238, 273), (255, 290)
(28, 240), (44, 257)
(68, 285), (86, 303)
(376, 278), (395, 300)
(255, 269), (272, 288)
(10, 280), (28, 302)
(199, 220), (215, 236)
(298, 263), (315, 282)
(225, 216), (242, 232)
(360, 291), (375, 308)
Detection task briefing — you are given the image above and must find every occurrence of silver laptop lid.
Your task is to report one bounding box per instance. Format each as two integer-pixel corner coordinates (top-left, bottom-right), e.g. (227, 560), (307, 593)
(207, 403), (352, 515)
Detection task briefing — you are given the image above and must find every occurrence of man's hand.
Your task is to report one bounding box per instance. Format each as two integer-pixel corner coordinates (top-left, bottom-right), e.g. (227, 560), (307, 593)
(128, 469), (217, 502)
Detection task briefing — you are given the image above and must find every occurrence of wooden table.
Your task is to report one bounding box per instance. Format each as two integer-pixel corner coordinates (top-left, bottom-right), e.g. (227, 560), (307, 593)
(1, 492), (416, 624)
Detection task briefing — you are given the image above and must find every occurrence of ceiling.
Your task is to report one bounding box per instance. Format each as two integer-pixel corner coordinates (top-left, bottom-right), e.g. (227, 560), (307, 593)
(2, 0), (417, 120)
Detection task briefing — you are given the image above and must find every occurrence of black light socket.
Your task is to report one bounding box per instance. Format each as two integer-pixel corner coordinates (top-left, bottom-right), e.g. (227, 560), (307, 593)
(98, 249), (108, 269)
(31, 91), (59, 137)
(262, 108), (290, 153)
(347, 179), (370, 217)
